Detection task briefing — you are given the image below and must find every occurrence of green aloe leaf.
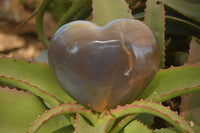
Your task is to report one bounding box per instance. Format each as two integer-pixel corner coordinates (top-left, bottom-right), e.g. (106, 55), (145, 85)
(134, 13), (200, 37)
(138, 64), (200, 102)
(135, 113), (155, 128)
(188, 36), (200, 65)
(0, 76), (60, 107)
(110, 113), (154, 133)
(144, 0), (165, 68)
(158, 0), (200, 23)
(0, 87), (46, 133)
(47, 0), (72, 21)
(109, 115), (137, 133)
(153, 127), (179, 133)
(180, 36), (200, 126)
(173, 52), (188, 66)
(0, 87), (70, 133)
(0, 57), (75, 106)
(166, 16), (200, 38)
(52, 125), (74, 133)
(71, 2), (92, 21)
(123, 120), (151, 133)
(188, 0), (200, 3)
(27, 103), (98, 133)
(180, 91), (200, 126)
(27, 101), (194, 133)
(92, 0), (133, 26)
(36, 0), (51, 48)
(56, 0), (91, 29)
(194, 126), (200, 132)
(107, 100), (194, 133)
(75, 113), (115, 133)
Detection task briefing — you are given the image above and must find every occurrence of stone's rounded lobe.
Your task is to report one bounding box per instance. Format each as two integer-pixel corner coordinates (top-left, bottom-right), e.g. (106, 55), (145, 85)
(48, 19), (160, 112)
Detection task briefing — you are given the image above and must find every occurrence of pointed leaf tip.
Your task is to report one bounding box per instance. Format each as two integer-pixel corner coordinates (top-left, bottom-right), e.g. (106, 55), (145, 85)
(144, 0), (165, 68)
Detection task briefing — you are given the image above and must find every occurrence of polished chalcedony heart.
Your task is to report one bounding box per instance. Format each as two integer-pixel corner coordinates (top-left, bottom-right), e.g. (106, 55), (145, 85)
(48, 19), (160, 112)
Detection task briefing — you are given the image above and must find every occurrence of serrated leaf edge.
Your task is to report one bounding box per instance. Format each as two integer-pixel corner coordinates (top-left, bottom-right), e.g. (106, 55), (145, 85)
(124, 119), (153, 133)
(152, 84), (200, 103)
(144, 0), (166, 68)
(26, 103), (98, 133)
(0, 56), (49, 66)
(0, 75), (60, 106)
(109, 114), (136, 133)
(107, 100), (194, 133)
(103, 117), (115, 133)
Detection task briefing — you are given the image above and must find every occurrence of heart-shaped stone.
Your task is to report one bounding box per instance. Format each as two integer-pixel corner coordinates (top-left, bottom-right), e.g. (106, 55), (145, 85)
(48, 19), (160, 112)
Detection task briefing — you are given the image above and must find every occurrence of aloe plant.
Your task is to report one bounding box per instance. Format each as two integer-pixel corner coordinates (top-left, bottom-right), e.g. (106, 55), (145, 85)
(0, 0), (200, 132)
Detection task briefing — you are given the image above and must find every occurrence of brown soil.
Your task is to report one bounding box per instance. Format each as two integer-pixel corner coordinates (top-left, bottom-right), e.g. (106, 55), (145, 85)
(0, 32), (45, 58)
(0, 0), (57, 58)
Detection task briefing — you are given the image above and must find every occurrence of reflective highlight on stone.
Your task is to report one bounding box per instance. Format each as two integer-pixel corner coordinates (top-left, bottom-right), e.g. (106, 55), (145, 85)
(48, 19), (160, 112)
